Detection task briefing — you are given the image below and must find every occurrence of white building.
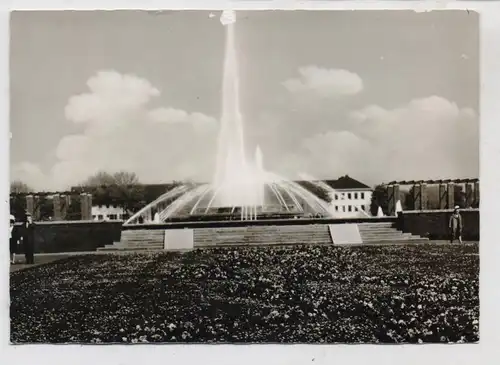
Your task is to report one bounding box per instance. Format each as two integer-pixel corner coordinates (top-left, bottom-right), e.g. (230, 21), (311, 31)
(91, 205), (127, 221)
(323, 175), (373, 218)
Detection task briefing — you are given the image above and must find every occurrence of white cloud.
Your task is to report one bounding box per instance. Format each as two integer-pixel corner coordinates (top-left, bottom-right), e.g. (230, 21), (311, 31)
(280, 96), (478, 185)
(148, 107), (189, 124)
(283, 65), (363, 98)
(55, 135), (90, 161)
(10, 162), (48, 191)
(148, 107), (216, 130)
(11, 69), (478, 193)
(13, 71), (218, 190)
(65, 70), (159, 127)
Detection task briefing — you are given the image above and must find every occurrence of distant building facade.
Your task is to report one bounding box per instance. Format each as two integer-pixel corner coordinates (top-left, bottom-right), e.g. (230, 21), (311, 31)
(323, 175), (373, 218)
(76, 176), (373, 220)
(91, 205), (127, 221)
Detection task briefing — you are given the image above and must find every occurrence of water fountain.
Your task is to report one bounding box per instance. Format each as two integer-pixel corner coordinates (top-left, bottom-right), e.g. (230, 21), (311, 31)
(125, 10), (340, 225)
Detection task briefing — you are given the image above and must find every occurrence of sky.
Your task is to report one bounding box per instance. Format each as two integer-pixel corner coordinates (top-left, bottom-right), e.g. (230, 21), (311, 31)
(10, 10), (479, 191)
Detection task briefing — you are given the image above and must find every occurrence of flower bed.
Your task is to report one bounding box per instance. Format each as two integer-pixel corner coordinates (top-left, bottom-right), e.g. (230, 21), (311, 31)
(10, 244), (479, 343)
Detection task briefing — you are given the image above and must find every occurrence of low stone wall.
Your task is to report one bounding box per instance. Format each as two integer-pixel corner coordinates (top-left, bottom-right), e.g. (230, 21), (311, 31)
(124, 216), (397, 230)
(397, 209), (479, 241)
(14, 221), (123, 254)
(12, 210), (479, 254)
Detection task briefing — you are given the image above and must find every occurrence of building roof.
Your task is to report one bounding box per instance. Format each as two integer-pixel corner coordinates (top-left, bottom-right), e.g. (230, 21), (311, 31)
(62, 176), (372, 204)
(323, 175), (372, 190)
(386, 178), (479, 185)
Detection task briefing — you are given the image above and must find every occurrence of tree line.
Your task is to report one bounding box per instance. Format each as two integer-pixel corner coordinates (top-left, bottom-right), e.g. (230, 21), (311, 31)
(10, 174), (479, 221)
(10, 171), (147, 221)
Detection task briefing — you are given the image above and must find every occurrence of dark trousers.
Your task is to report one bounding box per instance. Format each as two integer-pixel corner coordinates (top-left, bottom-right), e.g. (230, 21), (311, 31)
(25, 243), (34, 264)
(25, 253), (34, 264)
(450, 229), (462, 243)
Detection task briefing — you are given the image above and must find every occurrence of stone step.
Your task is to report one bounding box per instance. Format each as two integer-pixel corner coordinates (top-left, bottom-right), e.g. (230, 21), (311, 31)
(123, 228), (164, 232)
(362, 238), (423, 243)
(360, 235), (413, 240)
(195, 241), (332, 248)
(122, 232), (164, 235)
(194, 236), (330, 240)
(121, 237), (163, 240)
(193, 230), (328, 237)
(194, 228), (329, 233)
(194, 232), (331, 238)
(195, 238), (331, 245)
(358, 226), (396, 229)
(357, 227), (400, 232)
(362, 234), (426, 240)
(122, 229), (164, 233)
(97, 246), (164, 252)
(120, 239), (163, 242)
(122, 232), (164, 237)
(357, 222), (395, 227)
(119, 242), (164, 246)
(194, 232), (332, 239)
(362, 238), (429, 244)
(194, 229), (328, 233)
(194, 234), (330, 241)
(108, 243), (164, 248)
(194, 232), (330, 238)
(359, 230), (409, 235)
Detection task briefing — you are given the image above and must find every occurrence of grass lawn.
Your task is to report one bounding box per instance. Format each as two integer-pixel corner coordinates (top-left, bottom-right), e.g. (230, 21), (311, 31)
(10, 243), (479, 344)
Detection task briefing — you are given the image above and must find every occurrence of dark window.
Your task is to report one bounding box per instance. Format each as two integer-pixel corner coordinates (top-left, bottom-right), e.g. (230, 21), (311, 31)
(361, 192), (365, 199)
(354, 192), (358, 199)
(347, 193), (352, 199)
(348, 205), (352, 212)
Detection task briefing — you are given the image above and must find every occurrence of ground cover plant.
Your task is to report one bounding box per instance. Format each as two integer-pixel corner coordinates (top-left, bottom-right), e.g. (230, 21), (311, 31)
(10, 244), (479, 343)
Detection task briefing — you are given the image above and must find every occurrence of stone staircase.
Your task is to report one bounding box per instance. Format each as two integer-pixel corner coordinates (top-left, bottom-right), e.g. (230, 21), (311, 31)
(98, 222), (429, 252)
(194, 224), (332, 247)
(97, 229), (165, 252)
(357, 222), (428, 244)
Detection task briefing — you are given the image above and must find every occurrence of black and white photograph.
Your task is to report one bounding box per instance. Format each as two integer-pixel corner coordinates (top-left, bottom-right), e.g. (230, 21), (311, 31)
(9, 9), (479, 344)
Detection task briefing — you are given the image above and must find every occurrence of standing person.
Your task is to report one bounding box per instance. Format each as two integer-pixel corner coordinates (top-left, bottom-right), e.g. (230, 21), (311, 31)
(449, 206), (463, 244)
(9, 214), (17, 264)
(21, 212), (36, 264)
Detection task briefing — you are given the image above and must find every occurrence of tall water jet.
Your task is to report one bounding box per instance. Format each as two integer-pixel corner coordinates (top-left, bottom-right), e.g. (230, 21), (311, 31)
(214, 10), (253, 207)
(124, 10), (338, 225)
(254, 145), (265, 207)
(255, 145), (264, 172)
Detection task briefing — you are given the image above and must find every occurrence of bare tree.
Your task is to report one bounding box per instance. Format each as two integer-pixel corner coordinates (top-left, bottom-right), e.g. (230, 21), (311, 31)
(10, 180), (33, 194)
(83, 171), (116, 187)
(80, 170), (145, 214)
(83, 171), (140, 187)
(10, 181), (32, 217)
(113, 171), (140, 186)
